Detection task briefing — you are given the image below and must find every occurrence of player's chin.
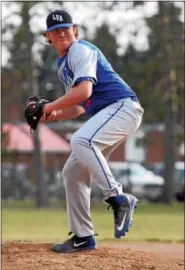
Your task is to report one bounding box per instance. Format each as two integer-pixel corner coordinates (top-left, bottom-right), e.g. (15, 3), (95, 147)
(58, 40), (71, 49)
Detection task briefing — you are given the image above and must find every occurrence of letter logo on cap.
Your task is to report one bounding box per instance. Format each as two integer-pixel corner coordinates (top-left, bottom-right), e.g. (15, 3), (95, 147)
(52, 14), (63, 22)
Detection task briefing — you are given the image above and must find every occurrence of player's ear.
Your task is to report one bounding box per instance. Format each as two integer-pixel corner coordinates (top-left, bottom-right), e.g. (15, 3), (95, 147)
(43, 31), (52, 44)
(73, 24), (79, 38)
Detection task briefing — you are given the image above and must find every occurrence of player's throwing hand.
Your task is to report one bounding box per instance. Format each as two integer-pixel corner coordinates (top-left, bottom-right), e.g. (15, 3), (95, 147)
(40, 110), (63, 122)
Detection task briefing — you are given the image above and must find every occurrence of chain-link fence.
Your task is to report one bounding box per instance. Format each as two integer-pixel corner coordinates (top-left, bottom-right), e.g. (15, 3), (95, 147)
(2, 161), (184, 203)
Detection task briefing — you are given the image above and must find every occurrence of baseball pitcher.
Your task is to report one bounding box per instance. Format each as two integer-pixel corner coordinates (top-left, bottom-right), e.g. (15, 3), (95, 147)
(24, 10), (144, 253)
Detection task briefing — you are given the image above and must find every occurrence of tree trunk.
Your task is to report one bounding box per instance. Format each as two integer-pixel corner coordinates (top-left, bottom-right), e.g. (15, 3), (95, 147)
(32, 67), (48, 207)
(159, 2), (177, 203)
(33, 128), (48, 207)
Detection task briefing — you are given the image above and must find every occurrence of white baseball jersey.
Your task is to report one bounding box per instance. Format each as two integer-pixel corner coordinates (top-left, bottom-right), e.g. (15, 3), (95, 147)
(57, 39), (139, 116)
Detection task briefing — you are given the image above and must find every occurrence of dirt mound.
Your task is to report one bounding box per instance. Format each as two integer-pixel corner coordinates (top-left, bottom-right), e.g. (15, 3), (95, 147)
(2, 241), (184, 270)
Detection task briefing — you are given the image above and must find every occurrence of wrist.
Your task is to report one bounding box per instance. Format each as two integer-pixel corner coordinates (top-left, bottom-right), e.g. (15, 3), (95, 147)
(43, 103), (52, 114)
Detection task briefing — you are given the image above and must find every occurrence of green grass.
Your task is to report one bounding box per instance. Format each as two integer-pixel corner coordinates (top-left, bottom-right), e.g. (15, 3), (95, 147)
(2, 201), (184, 243)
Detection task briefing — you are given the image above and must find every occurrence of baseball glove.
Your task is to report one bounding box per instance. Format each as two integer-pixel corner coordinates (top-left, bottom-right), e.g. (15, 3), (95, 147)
(24, 95), (50, 131)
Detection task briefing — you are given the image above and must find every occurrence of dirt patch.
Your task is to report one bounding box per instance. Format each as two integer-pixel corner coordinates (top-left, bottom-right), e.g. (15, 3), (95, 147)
(2, 241), (184, 270)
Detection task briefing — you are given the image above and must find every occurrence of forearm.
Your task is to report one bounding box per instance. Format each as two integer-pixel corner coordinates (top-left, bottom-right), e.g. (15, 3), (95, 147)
(43, 81), (92, 114)
(55, 105), (85, 120)
(42, 105), (85, 122)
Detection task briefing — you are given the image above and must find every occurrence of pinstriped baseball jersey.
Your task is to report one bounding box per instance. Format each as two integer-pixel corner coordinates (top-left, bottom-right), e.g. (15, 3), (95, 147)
(57, 39), (139, 116)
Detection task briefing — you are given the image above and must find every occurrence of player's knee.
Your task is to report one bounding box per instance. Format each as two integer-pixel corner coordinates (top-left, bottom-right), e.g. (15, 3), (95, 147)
(70, 132), (87, 152)
(70, 132), (79, 149)
(62, 163), (71, 187)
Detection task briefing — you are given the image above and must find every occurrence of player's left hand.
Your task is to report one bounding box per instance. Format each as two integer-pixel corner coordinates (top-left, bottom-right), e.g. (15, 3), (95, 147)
(24, 95), (50, 131)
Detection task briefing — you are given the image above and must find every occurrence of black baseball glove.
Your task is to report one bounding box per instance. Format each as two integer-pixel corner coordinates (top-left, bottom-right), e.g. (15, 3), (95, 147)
(24, 95), (50, 131)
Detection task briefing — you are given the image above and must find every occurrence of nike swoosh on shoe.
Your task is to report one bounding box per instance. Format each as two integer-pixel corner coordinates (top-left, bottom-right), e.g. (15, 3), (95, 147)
(73, 241), (87, 248)
(116, 212), (127, 231)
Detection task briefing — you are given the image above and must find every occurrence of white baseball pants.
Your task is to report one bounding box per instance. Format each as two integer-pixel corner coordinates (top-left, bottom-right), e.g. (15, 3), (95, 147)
(62, 97), (144, 237)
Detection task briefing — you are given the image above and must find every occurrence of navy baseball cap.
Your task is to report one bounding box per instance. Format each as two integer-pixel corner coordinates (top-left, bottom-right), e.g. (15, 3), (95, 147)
(45, 10), (74, 32)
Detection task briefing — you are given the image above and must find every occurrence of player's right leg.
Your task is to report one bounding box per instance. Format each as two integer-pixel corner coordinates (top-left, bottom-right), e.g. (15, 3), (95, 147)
(51, 152), (97, 253)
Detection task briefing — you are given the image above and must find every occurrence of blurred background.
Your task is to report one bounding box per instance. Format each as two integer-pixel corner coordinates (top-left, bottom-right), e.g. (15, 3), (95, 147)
(1, 1), (184, 211)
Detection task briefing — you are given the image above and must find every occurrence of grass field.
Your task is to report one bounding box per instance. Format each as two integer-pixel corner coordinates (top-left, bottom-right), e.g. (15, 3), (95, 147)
(2, 200), (184, 242)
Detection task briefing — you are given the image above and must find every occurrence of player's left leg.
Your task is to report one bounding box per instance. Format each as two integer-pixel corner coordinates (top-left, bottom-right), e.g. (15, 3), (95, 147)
(70, 98), (143, 198)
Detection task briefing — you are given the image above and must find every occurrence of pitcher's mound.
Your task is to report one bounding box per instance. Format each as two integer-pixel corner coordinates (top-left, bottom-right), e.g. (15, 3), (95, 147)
(2, 241), (184, 270)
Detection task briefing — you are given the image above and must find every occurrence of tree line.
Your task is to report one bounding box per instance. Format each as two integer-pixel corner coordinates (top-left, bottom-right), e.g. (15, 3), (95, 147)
(2, 2), (184, 125)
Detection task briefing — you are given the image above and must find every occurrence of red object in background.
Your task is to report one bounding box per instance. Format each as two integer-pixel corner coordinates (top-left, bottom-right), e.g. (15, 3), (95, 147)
(2, 123), (71, 153)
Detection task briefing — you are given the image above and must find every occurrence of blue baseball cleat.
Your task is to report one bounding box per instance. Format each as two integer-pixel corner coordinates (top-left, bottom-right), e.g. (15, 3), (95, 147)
(105, 194), (138, 238)
(51, 234), (97, 253)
